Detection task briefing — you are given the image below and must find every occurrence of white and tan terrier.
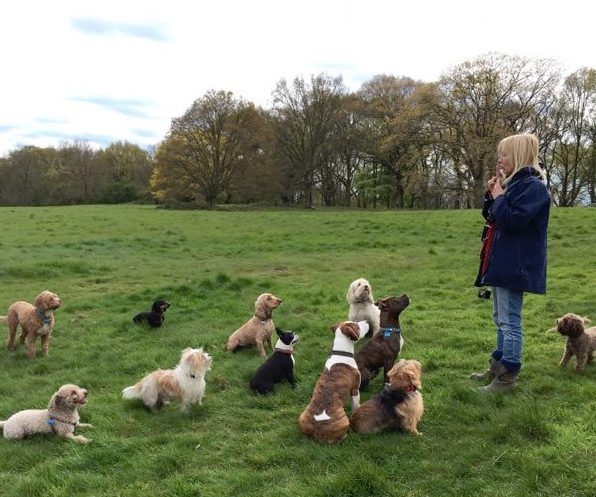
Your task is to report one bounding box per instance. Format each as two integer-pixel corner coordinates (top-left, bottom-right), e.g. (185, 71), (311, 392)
(298, 320), (369, 443)
(122, 348), (212, 413)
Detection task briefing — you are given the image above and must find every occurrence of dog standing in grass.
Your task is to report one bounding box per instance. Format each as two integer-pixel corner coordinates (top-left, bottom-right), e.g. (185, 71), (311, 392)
(552, 313), (596, 374)
(2, 290), (62, 358)
(122, 347), (212, 413)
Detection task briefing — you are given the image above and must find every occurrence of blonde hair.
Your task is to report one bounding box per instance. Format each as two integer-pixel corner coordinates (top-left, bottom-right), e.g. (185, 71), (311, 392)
(497, 133), (543, 185)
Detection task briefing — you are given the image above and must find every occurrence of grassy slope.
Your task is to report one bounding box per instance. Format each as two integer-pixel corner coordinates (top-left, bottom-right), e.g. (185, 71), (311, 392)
(0, 205), (594, 497)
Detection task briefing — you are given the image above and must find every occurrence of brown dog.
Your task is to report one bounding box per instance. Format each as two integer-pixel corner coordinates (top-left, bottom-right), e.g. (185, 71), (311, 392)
(350, 359), (423, 435)
(227, 293), (282, 357)
(355, 294), (410, 389)
(298, 320), (370, 443)
(2, 291), (62, 358)
(554, 313), (596, 374)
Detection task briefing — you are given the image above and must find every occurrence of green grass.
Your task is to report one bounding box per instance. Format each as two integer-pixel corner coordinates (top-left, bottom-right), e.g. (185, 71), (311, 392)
(0, 204), (595, 497)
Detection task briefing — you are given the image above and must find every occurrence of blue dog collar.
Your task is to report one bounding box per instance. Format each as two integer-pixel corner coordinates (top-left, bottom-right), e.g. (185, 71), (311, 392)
(381, 326), (401, 338)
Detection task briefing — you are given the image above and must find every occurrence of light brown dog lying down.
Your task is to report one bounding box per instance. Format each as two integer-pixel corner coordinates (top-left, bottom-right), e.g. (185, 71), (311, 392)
(351, 359), (424, 435)
(0, 384), (92, 443)
(122, 347), (212, 413)
(227, 293), (282, 357)
(298, 320), (369, 443)
(2, 290), (62, 359)
(552, 313), (596, 374)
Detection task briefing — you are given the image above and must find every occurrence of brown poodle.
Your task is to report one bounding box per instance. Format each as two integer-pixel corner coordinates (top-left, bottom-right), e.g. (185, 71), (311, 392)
(227, 293), (282, 357)
(2, 291), (62, 359)
(553, 313), (596, 374)
(0, 384), (92, 443)
(350, 359), (424, 435)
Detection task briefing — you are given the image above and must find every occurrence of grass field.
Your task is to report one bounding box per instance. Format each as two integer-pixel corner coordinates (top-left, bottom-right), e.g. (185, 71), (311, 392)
(0, 204), (594, 497)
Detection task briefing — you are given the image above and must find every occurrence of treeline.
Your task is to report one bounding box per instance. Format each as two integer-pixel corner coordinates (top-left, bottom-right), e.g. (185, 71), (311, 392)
(2, 53), (596, 208)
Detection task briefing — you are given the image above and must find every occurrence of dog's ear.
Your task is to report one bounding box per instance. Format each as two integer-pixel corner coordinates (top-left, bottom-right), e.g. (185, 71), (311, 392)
(329, 323), (341, 334)
(276, 327), (284, 336)
(338, 322), (360, 341)
(48, 390), (64, 410)
(34, 291), (49, 309)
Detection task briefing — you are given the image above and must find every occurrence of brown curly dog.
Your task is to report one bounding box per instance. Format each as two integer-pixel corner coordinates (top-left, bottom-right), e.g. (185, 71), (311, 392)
(2, 291), (62, 359)
(554, 313), (596, 374)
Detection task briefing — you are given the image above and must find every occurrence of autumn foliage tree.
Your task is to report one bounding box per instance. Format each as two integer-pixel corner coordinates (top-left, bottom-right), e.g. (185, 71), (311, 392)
(151, 90), (267, 208)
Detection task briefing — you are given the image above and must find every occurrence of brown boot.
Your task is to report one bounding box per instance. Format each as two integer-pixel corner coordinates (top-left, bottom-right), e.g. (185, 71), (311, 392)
(469, 358), (497, 382)
(479, 362), (518, 393)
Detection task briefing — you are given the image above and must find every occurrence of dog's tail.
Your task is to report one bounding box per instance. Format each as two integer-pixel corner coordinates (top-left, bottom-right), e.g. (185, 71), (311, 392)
(122, 383), (142, 400)
(0, 316), (7, 323)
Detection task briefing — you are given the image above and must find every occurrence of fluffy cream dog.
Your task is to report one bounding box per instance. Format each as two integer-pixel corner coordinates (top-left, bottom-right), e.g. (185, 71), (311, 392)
(0, 384), (92, 443)
(227, 293), (282, 357)
(122, 347), (212, 413)
(347, 278), (380, 336)
(2, 290), (62, 358)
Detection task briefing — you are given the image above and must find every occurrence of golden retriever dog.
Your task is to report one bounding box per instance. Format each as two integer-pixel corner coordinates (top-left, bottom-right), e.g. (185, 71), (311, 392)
(227, 293), (282, 357)
(347, 278), (380, 336)
(552, 313), (596, 374)
(351, 359), (424, 435)
(2, 290), (62, 358)
(122, 347), (212, 413)
(0, 384), (92, 443)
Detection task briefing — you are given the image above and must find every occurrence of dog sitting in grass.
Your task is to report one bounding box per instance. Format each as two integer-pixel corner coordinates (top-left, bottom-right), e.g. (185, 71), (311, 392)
(355, 294), (410, 389)
(133, 299), (170, 328)
(552, 313), (596, 374)
(227, 293), (282, 357)
(350, 359), (423, 436)
(122, 347), (212, 413)
(250, 327), (299, 394)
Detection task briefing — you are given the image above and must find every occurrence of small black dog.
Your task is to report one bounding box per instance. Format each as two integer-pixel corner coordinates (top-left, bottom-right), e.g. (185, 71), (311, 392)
(249, 327), (299, 394)
(132, 299), (170, 328)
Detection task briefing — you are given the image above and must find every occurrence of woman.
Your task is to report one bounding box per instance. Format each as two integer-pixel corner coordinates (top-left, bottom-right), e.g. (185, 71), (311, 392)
(472, 133), (550, 392)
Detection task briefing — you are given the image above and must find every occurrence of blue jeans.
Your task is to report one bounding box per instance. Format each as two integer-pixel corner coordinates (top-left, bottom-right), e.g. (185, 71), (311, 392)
(490, 286), (523, 373)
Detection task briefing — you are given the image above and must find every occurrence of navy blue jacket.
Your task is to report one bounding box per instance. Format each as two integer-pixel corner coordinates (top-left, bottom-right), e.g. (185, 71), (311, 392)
(475, 167), (550, 294)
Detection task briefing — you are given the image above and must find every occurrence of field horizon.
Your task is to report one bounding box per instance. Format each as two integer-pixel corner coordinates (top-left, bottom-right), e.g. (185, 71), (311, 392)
(0, 204), (594, 497)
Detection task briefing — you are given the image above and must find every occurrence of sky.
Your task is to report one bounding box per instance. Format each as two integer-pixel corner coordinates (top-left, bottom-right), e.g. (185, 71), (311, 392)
(1, 0), (595, 157)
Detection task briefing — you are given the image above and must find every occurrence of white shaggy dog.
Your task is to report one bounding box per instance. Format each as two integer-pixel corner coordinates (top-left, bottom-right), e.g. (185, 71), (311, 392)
(0, 384), (92, 443)
(122, 347), (212, 413)
(347, 278), (380, 336)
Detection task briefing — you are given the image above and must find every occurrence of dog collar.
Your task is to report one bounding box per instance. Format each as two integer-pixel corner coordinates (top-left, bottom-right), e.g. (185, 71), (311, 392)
(381, 326), (401, 338)
(274, 348), (293, 354)
(330, 349), (354, 358)
(36, 308), (52, 325)
(47, 416), (77, 433)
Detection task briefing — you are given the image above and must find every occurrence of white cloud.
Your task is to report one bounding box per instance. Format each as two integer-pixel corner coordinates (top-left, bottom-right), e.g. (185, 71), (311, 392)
(1, 0), (595, 156)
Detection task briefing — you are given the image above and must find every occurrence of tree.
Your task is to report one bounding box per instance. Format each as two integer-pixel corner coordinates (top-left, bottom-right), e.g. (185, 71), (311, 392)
(151, 90), (263, 208)
(271, 74), (347, 207)
(433, 53), (560, 207)
(96, 141), (153, 202)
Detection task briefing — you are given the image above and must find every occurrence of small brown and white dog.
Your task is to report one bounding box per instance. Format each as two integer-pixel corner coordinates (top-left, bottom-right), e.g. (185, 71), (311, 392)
(0, 384), (92, 443)
(227, 293), (282, 357)
(2, 290), (62, 359)
(551, 313), (596, 374)
(298, 320), (370, 443)
(347, 278), (380, 336)
(351, 359), (423, 435)
(122, 347), (212, 412)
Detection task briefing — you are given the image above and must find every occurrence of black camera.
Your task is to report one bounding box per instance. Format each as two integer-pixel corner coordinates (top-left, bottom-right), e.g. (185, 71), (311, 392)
(477, 288), (491, 299)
